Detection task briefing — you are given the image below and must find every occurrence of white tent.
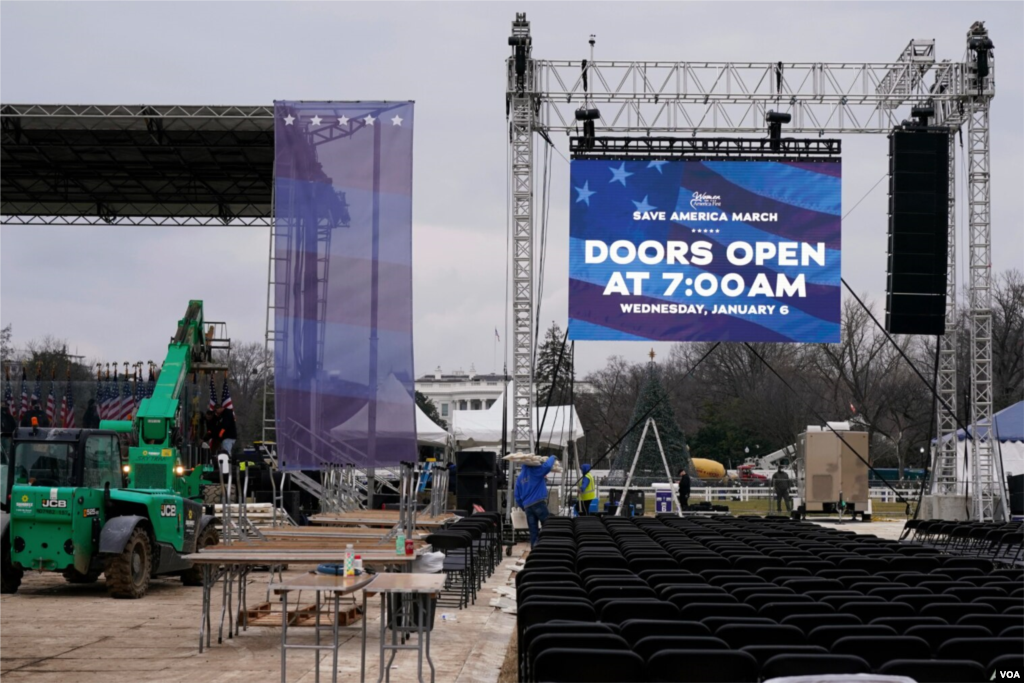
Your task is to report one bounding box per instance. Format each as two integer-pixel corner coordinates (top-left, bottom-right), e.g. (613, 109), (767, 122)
(451, 383), (584, 449)
(938, 400), (1024, 483)
(328, 374), (450, 447)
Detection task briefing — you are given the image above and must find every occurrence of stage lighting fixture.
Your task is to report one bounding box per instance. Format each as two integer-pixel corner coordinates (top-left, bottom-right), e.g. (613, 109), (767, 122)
(968, 34), (994, 83)
(575, 107), (601, 151)
(766, 110), (791, 152)
(911, 105), (935, 126)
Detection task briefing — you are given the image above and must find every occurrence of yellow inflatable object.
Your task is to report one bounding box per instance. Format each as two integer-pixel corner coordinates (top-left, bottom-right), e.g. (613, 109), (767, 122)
(691, 458), (726, 479)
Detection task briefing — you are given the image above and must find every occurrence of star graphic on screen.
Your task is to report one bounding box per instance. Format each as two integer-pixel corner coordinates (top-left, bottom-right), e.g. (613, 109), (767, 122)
(632, 195), (656, 213)
(283, 115), (295, 126)
(609, 162), (634, 186)
(364, 114), (376, 126)
(574, 181), (596, 206)
(391, 115), (403, 126)
(338, 115), (350, 126)
(310, 115), (322, 127)
(647, 160), (668, 173)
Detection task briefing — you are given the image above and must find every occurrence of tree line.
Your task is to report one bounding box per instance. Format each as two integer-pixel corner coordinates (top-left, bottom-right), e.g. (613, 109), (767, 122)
(568, 270), (1023, 477)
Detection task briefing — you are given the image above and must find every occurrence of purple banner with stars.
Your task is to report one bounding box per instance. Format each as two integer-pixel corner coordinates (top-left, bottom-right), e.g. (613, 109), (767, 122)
(569, 159), (841, 343)
(273, 101), (416, 470)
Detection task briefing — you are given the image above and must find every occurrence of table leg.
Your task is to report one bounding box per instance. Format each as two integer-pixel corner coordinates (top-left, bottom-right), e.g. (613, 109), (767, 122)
(332, 592), (340, 683)
(199, 564), (210, 653)
(280, 590), (288, 683)
(387, 598), (399, 683)
(361, 590), (368, 683)
(218, 565), (230, 644)
(315, 589), (321, 683)
(377, 593), (386, 683)
(424, 595), (435, 683)
(416, 595), (424, 683)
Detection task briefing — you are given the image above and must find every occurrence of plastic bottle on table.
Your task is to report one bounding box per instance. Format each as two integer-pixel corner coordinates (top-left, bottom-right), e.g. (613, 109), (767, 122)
(354, 555), (363, 573)
(344, 544), (355, 576)
(396, 532), (406, 555)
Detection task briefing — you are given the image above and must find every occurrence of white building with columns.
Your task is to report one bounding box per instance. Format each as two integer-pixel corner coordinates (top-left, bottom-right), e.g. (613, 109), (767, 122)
(414, 366), (505, 423)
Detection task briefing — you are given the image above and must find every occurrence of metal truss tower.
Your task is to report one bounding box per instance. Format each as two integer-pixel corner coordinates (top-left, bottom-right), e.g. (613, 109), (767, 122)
(505, 16), (999, 519)
(965, 23), (1001, 520)
(507, 13), (537, 457)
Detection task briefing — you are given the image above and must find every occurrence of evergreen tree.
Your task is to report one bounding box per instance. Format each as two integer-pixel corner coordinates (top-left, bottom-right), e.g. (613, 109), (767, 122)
(535, 322), (574, 406)
(416, 391), (447, 430)
(609, 354), (693, 485)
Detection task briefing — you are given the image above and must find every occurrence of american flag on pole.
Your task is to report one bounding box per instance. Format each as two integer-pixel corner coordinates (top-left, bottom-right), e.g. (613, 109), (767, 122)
(494, 327), (500, 342)
(19, 369), (29, 421)
(45, 375), (56, 425)
(3, 367), (14, 418)
(208, 375), (218, 411)
(134, 369), (144, 414)
(96, 370), (106, 420)
(62, 377), (75, 428)
(220, 376), (233, 412)
(119, 370), (133, 420)
(31, 371), (41, 409)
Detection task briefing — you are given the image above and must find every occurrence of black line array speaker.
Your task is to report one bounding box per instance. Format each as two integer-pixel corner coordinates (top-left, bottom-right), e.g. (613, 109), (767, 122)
(1008, 474), (1024, 516)
(886, 129), (950, 336)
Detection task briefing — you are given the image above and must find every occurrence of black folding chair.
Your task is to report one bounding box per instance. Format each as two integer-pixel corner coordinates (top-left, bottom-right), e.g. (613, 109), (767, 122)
(647, 649), (758, 683)
(879, 659), (987, 683)
(760, 653), (872, 678)
(533, 647), (646, 683)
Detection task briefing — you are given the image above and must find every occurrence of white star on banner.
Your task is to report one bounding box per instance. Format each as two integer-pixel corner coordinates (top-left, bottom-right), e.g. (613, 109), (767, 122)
(283, 115), (295, 125)
(338, 115), (349, 126)
(364, 114), (376, 126)
(310, 115), (322, 127)
(609, 162), (634, 186)
(391, 115), (403, 126)
(574, 181), (596, 206)
(632, 195), (656, 213)
(647, 160), (668, 173)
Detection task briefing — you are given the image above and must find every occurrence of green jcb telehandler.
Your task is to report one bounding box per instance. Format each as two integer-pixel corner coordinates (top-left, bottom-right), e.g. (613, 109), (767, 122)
(1, 300), (227, 598)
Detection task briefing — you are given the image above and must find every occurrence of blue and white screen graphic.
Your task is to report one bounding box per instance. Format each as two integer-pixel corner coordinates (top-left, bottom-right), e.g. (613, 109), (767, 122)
(568, 159), (841, 343)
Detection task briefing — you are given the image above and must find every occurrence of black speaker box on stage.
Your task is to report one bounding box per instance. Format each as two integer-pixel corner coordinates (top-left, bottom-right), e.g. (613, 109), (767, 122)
(457, 473), (497, 511)
(1008, 474), (1024, 516)
(886, 129), (950, 336)
(456, 451), (498, 475)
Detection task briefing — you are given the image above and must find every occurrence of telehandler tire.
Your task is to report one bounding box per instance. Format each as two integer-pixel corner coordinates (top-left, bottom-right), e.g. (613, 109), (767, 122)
(1, 539), (23, 594)
(62, 567), (102, 584)
(180, 526), (220, 586)
(105, 527), (152, 599)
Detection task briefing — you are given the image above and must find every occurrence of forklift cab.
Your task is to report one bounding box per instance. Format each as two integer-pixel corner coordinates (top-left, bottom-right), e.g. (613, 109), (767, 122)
(9, 429), (123, 492)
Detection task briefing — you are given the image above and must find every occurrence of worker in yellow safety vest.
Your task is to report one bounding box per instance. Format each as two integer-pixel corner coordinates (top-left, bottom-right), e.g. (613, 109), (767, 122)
(577, 464), (597, 516)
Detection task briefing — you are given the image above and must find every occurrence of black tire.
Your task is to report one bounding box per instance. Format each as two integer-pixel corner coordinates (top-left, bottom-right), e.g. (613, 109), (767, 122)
(1, 537), (23, 594)
(62, 566), (102, 584)
(105, 527), (151, 599)
(180, 525), (219, 586)
(202, 485), (222, 506)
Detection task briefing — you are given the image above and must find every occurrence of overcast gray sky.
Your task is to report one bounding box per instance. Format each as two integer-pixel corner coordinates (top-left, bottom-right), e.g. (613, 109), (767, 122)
(1, 1), (1021, 376)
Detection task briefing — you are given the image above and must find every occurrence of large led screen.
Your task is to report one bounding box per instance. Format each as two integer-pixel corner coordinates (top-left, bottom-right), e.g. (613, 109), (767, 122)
(568, 159), (841, 343)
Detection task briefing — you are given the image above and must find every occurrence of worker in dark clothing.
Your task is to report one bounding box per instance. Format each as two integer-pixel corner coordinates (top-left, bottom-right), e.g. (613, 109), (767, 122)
(215, 404), (237, 455)
(1, 409), (15, 435)
(21, 401), (47, 428)
(203, 409), (222, 458)
(83, 399), (100, 429)
(678, 468), (691, 509)
(771, 463), (792, 512)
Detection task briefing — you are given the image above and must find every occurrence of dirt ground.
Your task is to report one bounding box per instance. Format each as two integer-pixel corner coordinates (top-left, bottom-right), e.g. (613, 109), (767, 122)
(0, 546), (526, 683)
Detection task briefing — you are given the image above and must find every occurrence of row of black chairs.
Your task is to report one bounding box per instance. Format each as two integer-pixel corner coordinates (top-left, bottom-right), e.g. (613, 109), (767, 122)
(517, 514), (1024, 682)
(902, 519), (1023, 563)
(426, 510), (503, 609)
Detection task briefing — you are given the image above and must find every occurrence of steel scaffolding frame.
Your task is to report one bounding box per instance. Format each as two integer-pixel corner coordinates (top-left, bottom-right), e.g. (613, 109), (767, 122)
(506, 17), (1000, 519)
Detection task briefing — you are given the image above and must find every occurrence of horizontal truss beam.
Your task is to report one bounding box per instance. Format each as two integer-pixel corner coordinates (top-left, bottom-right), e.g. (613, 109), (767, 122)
(570, 136), (841, 160)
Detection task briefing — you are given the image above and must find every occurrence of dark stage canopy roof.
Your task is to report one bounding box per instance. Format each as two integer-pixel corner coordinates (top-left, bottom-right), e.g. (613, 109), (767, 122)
(1, 104), (274, 226)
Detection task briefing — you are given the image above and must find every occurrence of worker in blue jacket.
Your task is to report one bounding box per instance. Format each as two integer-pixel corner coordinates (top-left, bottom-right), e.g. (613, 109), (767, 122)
(514, 455), (557, 547)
